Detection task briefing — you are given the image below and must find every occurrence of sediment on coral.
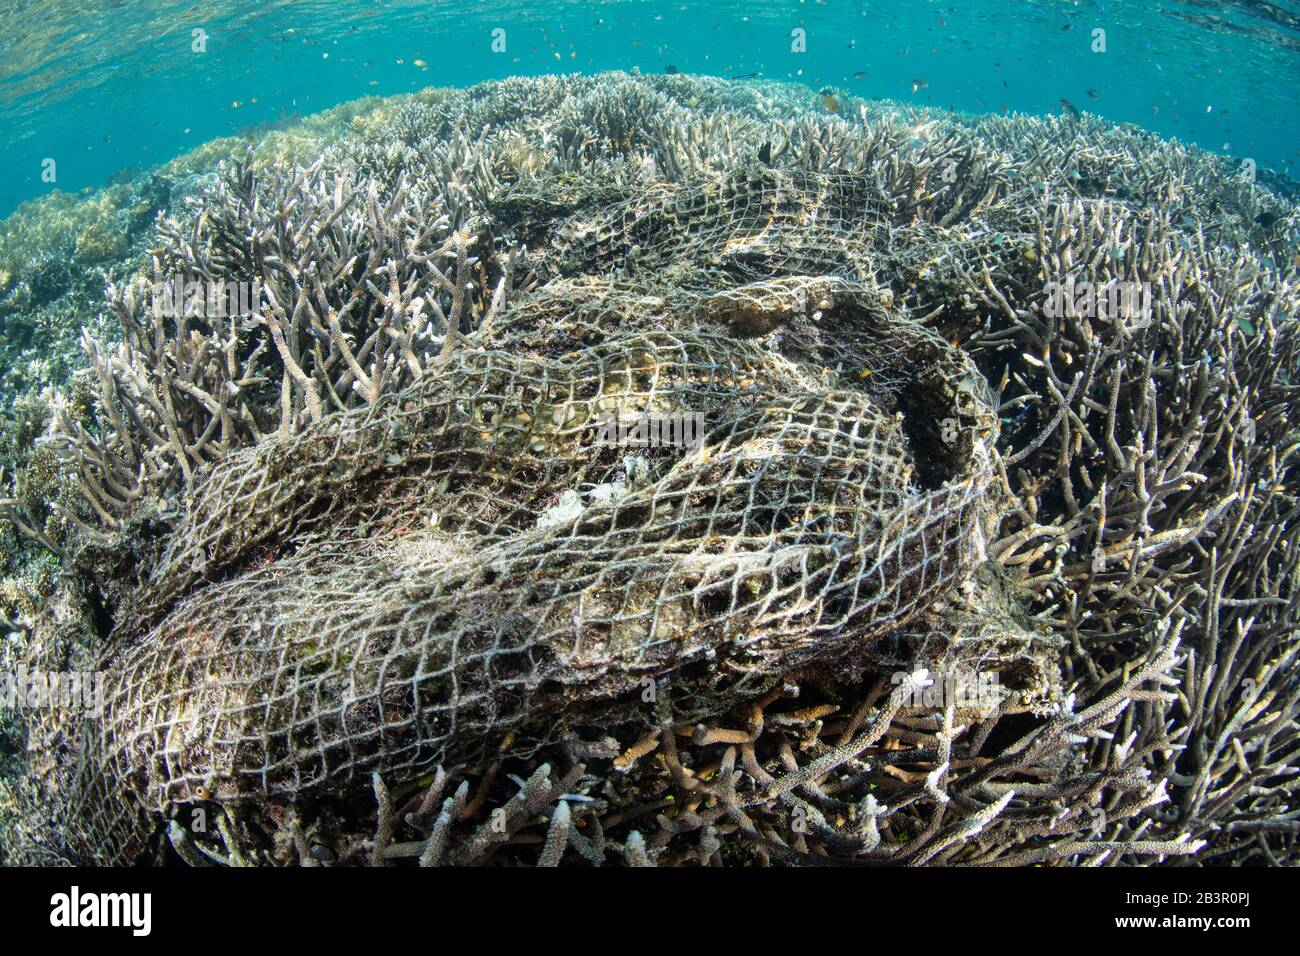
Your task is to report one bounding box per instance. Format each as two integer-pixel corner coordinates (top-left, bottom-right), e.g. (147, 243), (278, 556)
(3, 72), (1298, 866)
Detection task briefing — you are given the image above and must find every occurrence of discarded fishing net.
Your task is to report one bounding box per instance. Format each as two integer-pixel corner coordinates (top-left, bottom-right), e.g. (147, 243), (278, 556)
(25, 209), (1016, 862)
(6, 72), (1298, 866)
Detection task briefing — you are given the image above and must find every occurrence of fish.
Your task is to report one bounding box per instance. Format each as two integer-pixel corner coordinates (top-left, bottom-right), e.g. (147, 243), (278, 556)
(1085, 89), (1099, 99)
(822, 91), (841, 113)
(911, 77), (928, 93)
(852, 71), (867, 79)
(1060, 98), (1080, 118)
(730, 71), (761, 80)
(758, 142), (773, 166)
(665, 65), (678, 74)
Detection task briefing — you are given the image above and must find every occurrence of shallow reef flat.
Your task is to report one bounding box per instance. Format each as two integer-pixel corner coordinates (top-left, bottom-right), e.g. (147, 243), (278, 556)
(1, 72), (1298, 866)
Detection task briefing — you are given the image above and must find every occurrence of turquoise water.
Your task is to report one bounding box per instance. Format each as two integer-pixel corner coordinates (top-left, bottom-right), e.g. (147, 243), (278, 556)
(2, 0), (1299, 218)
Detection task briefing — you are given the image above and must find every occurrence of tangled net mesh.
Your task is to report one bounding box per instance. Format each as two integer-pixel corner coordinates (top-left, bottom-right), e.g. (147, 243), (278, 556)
(5, 72), (1298, 866)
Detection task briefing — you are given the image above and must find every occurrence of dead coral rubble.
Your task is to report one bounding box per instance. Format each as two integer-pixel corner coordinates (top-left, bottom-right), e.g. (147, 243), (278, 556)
(5, 72), (1299, 866)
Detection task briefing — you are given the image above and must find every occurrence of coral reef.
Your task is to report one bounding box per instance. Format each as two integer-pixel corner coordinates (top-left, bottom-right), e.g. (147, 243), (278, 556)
(0, 90), (480, 857)
(4, 72), (1299, 866)
(0, 89), (423, 634)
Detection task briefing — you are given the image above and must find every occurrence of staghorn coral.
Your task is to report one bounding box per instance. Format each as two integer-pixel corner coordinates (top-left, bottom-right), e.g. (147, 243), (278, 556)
(4, 72), (1299, 866)
(45, 153), (510, 536)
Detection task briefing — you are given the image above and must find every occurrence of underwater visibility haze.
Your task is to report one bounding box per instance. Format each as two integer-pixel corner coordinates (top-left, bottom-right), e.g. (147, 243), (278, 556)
(0, 1), (1298, 875)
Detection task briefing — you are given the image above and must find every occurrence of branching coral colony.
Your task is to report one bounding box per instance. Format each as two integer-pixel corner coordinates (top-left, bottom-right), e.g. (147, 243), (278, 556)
(2, 72), (1298, 867)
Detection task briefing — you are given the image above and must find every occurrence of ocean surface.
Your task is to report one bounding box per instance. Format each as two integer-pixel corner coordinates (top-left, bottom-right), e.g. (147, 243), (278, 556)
(1, 0), (1299, 219)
